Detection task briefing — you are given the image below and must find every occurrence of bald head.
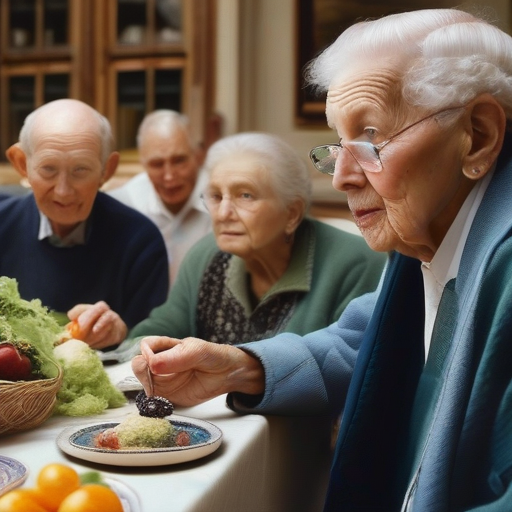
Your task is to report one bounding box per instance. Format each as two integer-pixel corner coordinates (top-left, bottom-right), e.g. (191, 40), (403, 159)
(19, 99), (114, 166)
(136, 110), (195, 150)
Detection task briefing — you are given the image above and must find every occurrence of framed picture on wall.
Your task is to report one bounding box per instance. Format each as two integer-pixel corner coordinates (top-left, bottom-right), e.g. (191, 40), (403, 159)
(295, 0), (461, 126)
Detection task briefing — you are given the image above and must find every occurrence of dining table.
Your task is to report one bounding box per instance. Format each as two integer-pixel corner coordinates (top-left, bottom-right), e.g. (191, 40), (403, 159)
(0, 361), (333, 512)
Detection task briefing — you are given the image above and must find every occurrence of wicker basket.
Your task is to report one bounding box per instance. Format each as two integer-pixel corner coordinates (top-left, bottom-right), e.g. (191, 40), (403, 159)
(0, 361), (63, 435)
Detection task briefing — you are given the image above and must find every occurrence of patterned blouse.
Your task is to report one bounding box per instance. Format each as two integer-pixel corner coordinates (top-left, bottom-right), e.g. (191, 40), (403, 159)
(196, 252), (303, 344)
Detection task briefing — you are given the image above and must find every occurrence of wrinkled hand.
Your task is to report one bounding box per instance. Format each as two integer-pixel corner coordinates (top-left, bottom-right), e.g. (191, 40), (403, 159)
(131, 336), (265, 407)
(67, 301), (128, 349)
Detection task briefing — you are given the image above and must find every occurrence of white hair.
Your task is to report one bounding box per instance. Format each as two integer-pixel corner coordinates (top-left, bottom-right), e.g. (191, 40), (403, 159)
(19, 100), (114, 166)
(136, 110), (195, 149)
(203, 132), (312, 212)
(306, 8), (512, 119)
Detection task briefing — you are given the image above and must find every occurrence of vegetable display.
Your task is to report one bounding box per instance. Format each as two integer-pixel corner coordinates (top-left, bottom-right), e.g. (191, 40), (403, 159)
(0, 277), (126, 419)
(0, 277), (61, 382)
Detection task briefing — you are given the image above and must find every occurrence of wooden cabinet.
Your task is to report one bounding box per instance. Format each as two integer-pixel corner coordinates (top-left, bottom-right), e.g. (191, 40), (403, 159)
(0, 0), (216, 161)
(0, 0), (84, 157)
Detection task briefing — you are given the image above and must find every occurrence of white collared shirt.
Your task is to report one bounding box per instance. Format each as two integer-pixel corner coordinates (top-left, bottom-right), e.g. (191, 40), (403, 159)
(108, 170), (212, 284)
(38, 212), (87, 247)
(421, 167), (494, 359)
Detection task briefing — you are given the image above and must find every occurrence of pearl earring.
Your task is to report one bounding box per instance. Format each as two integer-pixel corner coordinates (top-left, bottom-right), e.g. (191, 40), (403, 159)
(472, 168), (481, 175)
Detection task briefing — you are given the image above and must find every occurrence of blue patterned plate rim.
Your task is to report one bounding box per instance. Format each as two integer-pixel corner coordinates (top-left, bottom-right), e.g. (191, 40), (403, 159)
(0, 455), (28, 496)
(104, 476), (142, 512)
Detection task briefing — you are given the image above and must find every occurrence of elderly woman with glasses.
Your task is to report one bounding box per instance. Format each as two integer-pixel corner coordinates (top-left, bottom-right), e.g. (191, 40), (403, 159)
(131, 9), (512, 511)
(87, 132), (385, 354)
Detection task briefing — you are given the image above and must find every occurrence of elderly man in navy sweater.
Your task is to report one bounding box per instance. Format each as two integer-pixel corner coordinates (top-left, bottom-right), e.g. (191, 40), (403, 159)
(4, 99), (168, 349)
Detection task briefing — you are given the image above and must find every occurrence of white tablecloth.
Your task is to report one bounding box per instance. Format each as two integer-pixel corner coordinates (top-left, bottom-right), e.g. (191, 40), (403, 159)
(0, 362), (332, 512)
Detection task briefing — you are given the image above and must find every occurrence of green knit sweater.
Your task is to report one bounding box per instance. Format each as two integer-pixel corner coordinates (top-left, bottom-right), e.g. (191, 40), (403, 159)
(113, 218), (386, 359)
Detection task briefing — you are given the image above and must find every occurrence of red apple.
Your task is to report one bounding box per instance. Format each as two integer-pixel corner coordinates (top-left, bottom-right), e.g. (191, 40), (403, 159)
(0, 344), (33, 381)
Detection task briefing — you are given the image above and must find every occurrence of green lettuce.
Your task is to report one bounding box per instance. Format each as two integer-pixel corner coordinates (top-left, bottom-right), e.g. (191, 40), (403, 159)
(53, 339), (126, 416)
(0, 276), (60, 378)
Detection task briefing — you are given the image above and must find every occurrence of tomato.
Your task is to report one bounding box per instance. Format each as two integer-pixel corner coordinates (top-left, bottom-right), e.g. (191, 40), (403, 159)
(0, 343), (33, 381)
(57, 484), (123, 512)
(35, 463), (81, 512)
(0, 489), (49, 512)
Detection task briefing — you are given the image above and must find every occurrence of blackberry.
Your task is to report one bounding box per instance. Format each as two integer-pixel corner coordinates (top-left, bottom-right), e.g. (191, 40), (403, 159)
(135, 390), (174, 418)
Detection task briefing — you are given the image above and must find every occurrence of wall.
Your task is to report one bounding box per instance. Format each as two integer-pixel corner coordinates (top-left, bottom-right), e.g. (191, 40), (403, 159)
(215, 0), (344, 205)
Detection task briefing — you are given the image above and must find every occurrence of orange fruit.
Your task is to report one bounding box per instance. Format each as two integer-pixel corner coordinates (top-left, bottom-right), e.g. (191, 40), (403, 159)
(57, 484), (123, 512)
(35, 463), (81, 512)
(67, 320), (84, 340)
(0, 489), (49, 512)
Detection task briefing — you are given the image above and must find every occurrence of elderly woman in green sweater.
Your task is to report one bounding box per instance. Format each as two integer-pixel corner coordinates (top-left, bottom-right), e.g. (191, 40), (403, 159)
(75, 132), (386, 356)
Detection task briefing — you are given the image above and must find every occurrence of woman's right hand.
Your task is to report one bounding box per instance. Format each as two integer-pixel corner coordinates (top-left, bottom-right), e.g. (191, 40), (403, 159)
(131, 336), (265, 407)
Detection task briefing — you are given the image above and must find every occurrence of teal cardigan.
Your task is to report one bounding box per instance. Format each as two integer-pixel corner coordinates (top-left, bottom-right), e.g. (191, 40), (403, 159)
(229, 132), (512, 511)
(114, 218), (385, 357)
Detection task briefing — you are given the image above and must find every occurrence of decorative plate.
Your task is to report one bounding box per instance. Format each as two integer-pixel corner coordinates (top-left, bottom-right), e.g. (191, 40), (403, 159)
(104, 476), (141, 512)
(57, 415), (222, 467)
(0, 456), (28, 496)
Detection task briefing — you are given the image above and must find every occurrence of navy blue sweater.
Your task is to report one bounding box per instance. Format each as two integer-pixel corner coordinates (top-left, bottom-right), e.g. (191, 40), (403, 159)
(0, 192), (168, 328)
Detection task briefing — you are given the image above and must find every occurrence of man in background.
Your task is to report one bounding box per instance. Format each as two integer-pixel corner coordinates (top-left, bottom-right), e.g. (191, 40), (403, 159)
(109, 110), (211, 284)
(4, 99), (169, 348)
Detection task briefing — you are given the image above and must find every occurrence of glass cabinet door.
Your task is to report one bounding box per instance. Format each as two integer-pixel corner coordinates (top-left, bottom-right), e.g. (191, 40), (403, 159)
(44, 0), (69, 47)
(118, 1), (147, 45)
(1, 0), (214, 162)
(8, 76), (35, 144)
(116, 70), (146, 148)
(9, 0), (36, 49)
(154, 69), (181, 110)
(115, 66), (183, 149)
(116, 0), (182, 47)
(44, 73), (70, 102)
(154, 0), (182, 45)
(8, 0), (69, 50)
(4, 72), (70, 149)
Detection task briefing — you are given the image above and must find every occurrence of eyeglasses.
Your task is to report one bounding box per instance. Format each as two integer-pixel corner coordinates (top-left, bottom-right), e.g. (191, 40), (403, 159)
(200, 191), (260, 213)
(309, 106), (465, 175)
